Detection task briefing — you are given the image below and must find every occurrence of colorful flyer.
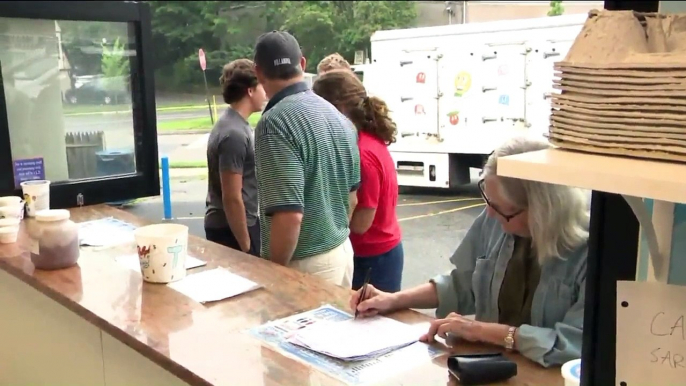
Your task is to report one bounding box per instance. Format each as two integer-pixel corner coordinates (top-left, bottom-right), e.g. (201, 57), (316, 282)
(250, 305), (444, 385)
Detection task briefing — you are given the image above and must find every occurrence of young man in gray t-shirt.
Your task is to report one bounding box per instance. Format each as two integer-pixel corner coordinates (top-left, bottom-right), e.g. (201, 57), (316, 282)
(204, 59), (266, 256)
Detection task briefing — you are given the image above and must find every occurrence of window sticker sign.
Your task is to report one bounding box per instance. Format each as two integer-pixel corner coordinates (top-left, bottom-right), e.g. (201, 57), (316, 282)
(13, 158), (45, 188)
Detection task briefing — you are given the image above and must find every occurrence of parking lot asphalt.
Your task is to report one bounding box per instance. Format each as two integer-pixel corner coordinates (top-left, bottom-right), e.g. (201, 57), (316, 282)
(123, 178), (486, 295)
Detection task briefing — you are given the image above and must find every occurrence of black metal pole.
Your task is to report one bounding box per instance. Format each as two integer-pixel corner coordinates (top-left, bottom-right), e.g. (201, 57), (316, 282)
(581, 5), (660, 386)
(581, 192), (640, 386)
(202, 70), (214, 125)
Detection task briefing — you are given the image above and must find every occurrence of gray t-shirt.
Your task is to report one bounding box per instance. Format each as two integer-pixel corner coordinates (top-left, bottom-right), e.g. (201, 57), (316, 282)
(204, 108), (258, 229)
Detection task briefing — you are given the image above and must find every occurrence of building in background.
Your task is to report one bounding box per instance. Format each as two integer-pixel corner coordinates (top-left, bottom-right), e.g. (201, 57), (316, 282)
(416, 1), (604, 27)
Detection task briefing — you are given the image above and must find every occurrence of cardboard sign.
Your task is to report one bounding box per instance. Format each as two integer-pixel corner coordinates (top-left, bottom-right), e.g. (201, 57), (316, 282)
(13, 158), (45, 189)
(616, 281), (686, 386)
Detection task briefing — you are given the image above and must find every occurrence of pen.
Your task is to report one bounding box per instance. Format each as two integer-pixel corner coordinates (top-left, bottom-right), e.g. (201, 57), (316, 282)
(354, 267), (372, 319)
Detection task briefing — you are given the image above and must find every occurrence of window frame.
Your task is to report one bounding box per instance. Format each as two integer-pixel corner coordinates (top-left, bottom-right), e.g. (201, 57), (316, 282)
(0, 1), (159, 208)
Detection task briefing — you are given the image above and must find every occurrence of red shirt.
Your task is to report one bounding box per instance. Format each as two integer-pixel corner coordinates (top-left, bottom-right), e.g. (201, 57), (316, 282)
(349, 131), (402, 257)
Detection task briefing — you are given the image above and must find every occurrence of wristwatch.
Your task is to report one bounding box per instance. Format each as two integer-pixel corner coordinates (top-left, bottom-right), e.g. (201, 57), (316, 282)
(504, 327), (517, 351)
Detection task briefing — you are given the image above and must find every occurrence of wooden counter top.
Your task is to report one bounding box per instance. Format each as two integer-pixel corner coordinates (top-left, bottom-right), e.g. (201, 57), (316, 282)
(0, 205), (562, 386)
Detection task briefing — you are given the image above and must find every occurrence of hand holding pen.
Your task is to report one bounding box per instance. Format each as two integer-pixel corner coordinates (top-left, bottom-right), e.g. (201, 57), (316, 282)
(350, 271), (399, 318)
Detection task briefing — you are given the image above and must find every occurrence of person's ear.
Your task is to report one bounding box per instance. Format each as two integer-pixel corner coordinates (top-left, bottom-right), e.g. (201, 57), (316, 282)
(300, 57), (307, 72)
(254, 65), (265, 84)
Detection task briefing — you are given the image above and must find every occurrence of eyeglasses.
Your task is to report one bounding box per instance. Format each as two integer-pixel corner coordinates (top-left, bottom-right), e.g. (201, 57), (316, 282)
(477, 179), (523, 222)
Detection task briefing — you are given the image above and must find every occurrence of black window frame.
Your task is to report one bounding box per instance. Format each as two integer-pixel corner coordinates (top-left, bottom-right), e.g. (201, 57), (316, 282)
(0, 1), (159, 208)
(581, 3), (660, 386)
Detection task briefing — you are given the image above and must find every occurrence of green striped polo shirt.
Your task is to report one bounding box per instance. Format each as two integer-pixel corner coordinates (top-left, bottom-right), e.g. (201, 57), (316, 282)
(255, 82), (360, 260)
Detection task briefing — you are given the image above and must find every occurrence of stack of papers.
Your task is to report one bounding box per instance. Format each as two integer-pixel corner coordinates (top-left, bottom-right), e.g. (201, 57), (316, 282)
(288, 315), (422, 361)
(78, 217), (136, 248)
(167, 268), (261, 304)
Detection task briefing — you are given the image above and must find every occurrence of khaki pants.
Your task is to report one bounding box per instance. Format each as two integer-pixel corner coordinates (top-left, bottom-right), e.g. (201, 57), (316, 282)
(288, 238), (354, 288)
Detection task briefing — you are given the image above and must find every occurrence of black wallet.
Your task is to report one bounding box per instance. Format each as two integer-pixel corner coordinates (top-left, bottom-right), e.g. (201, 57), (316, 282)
(447, 353), (518, 385)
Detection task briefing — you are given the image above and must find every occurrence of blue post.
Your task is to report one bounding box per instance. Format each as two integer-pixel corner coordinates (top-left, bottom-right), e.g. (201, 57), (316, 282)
(161, 157), (172, 220)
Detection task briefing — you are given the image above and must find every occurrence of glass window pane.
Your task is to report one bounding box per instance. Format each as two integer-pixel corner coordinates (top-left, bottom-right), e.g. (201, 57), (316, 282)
(0, 17), (137, 186)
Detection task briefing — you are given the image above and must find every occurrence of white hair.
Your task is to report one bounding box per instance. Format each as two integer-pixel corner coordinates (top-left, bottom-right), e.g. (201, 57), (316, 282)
(482, 136), (590, 261)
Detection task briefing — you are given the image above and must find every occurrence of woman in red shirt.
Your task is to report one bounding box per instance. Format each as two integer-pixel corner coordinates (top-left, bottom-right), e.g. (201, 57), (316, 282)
(313, 70), (404, 292)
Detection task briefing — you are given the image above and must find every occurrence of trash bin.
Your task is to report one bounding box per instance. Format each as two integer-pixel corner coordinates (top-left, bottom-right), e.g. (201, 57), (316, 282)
(95, 150), (136, 177)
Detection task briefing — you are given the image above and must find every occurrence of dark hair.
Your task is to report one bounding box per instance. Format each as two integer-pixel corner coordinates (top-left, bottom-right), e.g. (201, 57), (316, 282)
(312, 70), (397, 145)
(219, 59), (258, 104)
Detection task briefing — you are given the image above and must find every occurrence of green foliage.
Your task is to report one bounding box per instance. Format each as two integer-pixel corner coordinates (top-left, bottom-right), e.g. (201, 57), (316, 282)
(547, 1), (565, 16)
(101, 38), (128, 79)
(265, 1), (417, 72)
(101, 38), (128, 103)
(148, 1), (417, 90)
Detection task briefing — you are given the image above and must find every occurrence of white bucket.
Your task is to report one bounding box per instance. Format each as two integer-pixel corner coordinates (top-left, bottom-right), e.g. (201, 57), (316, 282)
(0, 217), (21, 244)
(0, 196), (24, 220)
(0, 196), (22, 207)
(0, 227), (19, 244)
(561, 359), (581, 386)
(20, 180), (50, 217)
(134, 223), (189, 284)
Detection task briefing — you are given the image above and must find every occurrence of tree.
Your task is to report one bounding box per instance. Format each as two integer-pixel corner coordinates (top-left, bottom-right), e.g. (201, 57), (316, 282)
(147, 1), (417, 90)
(101, 38), (129, 104)
(148, 1), (261, 90)
(265, 1), (417, 72)
(547, 1), (565, 16)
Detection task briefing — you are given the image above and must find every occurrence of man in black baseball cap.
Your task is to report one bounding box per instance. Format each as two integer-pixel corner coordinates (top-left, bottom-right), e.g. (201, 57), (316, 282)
(253, 30), (306, 97)
(252, 30), (360, 288)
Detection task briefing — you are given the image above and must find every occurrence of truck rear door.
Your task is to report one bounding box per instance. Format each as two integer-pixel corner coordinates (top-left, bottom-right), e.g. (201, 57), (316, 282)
(525, 39), (575, 138)
(438, 42), (528, 154)
(395, 51), (440, 140)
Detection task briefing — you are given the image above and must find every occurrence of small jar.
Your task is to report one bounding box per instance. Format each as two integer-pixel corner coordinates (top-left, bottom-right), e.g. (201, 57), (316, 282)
(27, 209), (80, 270)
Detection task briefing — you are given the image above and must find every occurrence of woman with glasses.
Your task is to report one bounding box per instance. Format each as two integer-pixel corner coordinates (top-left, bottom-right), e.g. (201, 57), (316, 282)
(350, 136), (589, 367)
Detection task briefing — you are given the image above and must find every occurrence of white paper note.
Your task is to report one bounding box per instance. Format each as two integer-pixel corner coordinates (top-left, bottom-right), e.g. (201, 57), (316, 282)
(616, 281), (686, 386)
(78, 217), (136, 248)
(115, 253), (207, 272)
(167, 268), (261, 304)
(289, 315), (423, 361)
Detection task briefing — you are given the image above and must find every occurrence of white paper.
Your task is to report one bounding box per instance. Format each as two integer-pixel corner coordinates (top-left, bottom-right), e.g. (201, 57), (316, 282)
(288, 315), (423, 361)
(78, 217), (136, 248)
(167, 268), (260, 304)
(115, 253), (207, 272)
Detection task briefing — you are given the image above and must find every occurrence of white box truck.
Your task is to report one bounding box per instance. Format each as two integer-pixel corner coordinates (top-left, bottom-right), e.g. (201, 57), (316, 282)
(352, 14), (587, 189)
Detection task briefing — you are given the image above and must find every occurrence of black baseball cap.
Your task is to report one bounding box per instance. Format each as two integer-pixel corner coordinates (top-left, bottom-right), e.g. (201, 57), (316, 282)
(254, 30), (303, 79)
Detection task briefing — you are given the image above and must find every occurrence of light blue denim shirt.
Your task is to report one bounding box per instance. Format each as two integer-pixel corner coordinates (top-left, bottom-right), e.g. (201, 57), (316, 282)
(431, 209), (587, 367)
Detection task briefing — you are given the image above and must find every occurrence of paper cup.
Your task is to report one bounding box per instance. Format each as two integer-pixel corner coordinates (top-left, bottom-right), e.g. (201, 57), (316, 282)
(21, 180), (50, 217)
(134, 223), (189, 284)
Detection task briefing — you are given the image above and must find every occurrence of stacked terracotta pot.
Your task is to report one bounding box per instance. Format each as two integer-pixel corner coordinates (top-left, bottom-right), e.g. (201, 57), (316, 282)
(549, 10), (686, 162)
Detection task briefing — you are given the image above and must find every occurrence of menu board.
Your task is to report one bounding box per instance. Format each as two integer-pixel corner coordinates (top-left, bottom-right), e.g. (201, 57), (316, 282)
(616, 281), (686, 386)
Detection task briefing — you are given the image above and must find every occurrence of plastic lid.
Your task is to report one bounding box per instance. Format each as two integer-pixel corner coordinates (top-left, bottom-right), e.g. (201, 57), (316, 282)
(562, 359), (581, 382)
(35, 209), (71, 222)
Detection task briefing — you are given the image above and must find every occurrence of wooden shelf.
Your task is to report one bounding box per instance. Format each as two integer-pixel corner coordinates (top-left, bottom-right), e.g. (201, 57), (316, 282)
(497, 148), (686, 204)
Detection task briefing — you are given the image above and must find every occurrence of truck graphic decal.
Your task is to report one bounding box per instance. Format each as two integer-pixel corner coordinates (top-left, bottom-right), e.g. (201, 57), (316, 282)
(454, 72), (472, 96)
(416, 72), (426, 83)
(447, 111), (460, 125)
